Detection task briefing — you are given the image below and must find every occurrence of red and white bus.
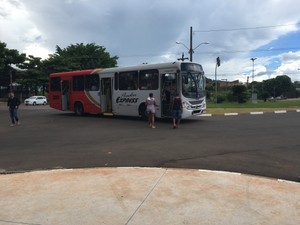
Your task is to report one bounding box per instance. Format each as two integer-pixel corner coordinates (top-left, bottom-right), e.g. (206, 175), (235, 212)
(49, 61), (206, 118)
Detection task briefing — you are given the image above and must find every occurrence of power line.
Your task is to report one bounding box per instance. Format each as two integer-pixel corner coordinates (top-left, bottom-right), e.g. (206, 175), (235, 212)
(205, 70), (300, 78)
(117, 34), (300, 59)
(116, 45), (300, 58)
(117, 46), (300, 59)
(194, 23), (300, 33)
(192, 46), (300, 55)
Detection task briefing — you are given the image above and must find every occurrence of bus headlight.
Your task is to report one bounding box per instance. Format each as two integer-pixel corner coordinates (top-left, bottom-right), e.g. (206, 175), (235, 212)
(183, 101), (192, 110)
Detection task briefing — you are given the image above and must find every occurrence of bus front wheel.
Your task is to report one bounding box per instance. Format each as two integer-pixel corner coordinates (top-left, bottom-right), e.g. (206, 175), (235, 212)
(74, 102), (84, 116)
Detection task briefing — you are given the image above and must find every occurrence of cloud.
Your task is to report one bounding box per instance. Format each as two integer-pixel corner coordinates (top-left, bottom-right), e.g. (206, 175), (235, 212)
(0, 0), (52, 57)
(1, 0), (300, 82)
(275, 51), (300, 79)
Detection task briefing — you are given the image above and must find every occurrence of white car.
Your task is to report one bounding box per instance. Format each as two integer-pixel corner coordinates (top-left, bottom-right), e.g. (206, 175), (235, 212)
(24, 96), (47, 105)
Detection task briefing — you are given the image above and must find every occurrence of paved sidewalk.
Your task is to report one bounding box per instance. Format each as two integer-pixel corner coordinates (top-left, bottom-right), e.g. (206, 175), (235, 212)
(0, 168), (299, 225)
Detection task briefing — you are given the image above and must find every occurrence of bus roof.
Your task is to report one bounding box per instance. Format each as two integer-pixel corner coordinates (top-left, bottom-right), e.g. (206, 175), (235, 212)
(49, 61), (203, 77)
(49, 69), (95, 77)
(95, 61), (198, 74)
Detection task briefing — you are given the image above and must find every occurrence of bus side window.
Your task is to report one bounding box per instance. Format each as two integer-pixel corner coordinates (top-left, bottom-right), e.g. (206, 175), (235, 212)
(85, 74), (99, 91)
(50, 77), (61, 91)
(73, 76), (84, 91)
(119, 71), (138, 90)
(139, 69), (158, 90)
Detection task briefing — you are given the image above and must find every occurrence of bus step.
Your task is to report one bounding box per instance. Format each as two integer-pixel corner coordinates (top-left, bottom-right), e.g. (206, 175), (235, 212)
(103, 112), (114, 116)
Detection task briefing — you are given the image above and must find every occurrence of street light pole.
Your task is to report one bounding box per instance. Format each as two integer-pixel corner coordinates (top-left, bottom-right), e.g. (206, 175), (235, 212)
(250, 57), (257, 94)
(250, 57), (257, 103)
(176, 27), (209, 62)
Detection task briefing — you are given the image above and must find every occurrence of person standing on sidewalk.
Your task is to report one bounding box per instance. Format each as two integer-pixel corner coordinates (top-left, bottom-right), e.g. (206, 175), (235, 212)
(7, 92), (21, 126)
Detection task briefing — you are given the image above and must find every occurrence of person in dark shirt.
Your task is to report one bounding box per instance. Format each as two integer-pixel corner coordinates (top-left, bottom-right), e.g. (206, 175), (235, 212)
(7, 92), (21, 126)
(171, 93), (183, 129)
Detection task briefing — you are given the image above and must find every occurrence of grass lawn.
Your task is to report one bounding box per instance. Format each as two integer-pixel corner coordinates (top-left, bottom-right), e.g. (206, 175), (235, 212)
(206, 99), (300, 114)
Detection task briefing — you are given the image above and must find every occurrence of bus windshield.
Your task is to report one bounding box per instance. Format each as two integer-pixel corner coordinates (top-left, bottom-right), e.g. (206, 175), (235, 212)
(181, 65), (205, 99)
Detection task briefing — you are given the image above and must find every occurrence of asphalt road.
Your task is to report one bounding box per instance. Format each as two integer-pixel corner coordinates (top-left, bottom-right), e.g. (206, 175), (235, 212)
(1, 103), (299, 181)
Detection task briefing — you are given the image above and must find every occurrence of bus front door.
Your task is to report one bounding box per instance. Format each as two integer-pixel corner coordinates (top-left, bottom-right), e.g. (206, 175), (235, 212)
(61, 80), (70, 111)
(161, 74), (177, 117)
(100, 78), (112, 115)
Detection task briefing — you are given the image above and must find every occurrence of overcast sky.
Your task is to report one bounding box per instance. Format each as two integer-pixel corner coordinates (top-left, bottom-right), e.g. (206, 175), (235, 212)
(1, 0), (300, 82)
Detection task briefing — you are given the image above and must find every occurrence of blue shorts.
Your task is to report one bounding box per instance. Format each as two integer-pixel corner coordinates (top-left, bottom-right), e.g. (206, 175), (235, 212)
(172, 110), (182, 120)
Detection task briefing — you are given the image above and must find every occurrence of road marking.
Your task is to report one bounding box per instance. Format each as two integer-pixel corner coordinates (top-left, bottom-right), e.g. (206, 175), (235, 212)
(198, 169), (241, 176)
(198, 110), (299, 116)
(224, 113), (238, 116)
(250, 112), (264, 115)
(199, 114), (212, 117)
(274, 110), (287, 114)
(278, 179), (299, 185)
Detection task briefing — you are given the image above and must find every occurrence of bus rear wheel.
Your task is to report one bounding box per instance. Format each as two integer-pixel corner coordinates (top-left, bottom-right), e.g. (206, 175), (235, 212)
(139, 103), (148, 120)
(74, 102), (84, 116)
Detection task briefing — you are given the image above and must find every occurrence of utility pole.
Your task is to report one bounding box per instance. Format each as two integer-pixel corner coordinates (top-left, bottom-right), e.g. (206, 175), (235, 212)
(176, 26), (208, 62)
(189, 26), (193, 62)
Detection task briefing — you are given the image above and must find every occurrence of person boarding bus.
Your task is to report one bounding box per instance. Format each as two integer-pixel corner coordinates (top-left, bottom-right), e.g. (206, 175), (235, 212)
(146, 93), (157, 128)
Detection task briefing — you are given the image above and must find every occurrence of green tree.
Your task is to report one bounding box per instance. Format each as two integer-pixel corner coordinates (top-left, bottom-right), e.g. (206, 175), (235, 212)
(44, 43), (118, 73)
(0, 41), (26, 88)
(0, 42), (6, 71)
(18, 55), (48, 95)
(274, 75), (293, 97)
(261, 75), (293, 98)
(231, 85), (248, 103)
